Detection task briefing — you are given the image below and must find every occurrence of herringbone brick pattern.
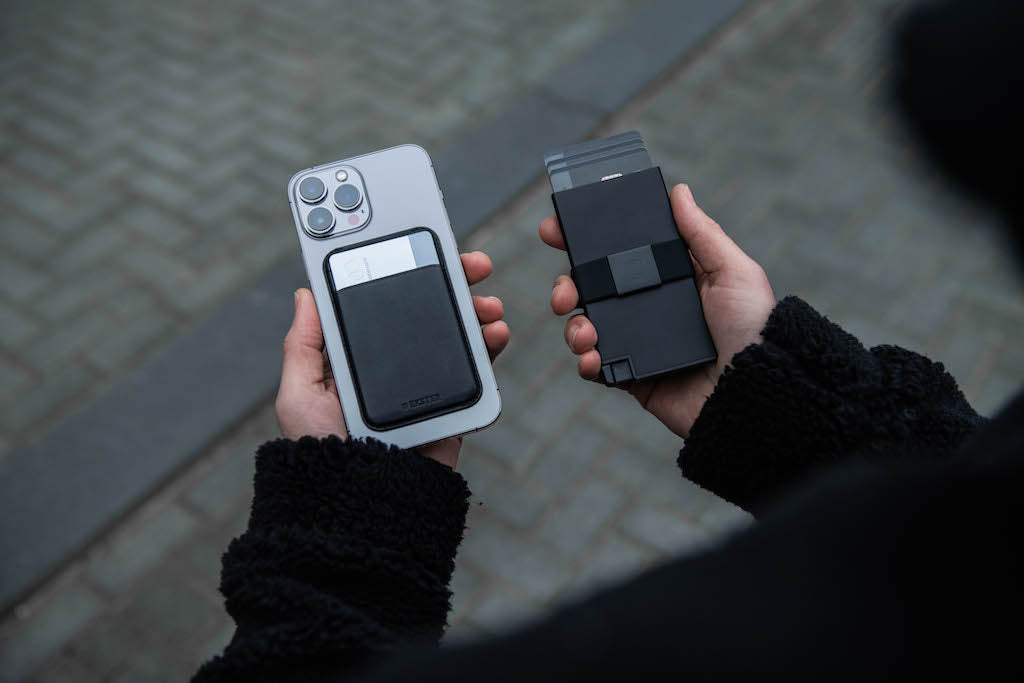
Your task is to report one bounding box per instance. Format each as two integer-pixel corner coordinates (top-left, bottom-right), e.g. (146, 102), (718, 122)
(0, 0), (634, 461)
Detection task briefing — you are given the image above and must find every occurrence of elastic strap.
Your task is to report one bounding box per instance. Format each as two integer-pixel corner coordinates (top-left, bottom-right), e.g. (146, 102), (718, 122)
(570, 239), (693, 305)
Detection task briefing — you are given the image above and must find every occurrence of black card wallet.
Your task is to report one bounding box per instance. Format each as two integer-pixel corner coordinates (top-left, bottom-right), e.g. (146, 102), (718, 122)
(325, 231), (481, 430)
(552, 167), (717, 385)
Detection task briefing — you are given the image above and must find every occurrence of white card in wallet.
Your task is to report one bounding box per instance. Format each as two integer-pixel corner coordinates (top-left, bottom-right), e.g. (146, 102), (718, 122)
(328, 231), (439, 291)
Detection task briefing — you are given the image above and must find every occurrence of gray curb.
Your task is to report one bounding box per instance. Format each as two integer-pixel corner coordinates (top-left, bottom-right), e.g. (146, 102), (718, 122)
(0, 0), (751, 610)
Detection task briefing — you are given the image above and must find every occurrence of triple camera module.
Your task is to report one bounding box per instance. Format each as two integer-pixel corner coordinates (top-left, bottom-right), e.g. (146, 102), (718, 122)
(296, 168), (371, 237)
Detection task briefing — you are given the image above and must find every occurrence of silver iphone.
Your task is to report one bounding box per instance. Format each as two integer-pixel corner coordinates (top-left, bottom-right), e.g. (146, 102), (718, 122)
(286, 145), (501, 448)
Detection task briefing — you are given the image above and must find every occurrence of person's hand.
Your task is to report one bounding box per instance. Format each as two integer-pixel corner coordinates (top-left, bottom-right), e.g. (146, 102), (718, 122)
(541, 184), (775, 438)
(275, 251), (510, 469)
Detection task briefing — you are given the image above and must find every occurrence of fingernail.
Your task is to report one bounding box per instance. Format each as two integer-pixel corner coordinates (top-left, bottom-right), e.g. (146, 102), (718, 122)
(570, 327), (579, 347)
(487, 296), (501, 303)
(293, 290), (301, 309)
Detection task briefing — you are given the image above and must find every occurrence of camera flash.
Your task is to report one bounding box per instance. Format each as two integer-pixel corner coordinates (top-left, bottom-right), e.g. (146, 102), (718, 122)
(335, 170), (348, 182)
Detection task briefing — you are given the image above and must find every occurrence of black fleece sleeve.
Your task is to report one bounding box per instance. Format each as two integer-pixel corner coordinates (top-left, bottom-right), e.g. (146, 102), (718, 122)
(679, 296), (985, 512)
(192, 436), (471, 683)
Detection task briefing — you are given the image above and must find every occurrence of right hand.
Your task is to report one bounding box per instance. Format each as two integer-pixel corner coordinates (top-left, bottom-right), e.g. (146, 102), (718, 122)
(275, 251), (510, 468)
(540, 183), (776, 439)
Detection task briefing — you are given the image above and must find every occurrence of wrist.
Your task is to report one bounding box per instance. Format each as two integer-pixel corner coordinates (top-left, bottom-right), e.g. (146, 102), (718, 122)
(681, 365), (719, 437)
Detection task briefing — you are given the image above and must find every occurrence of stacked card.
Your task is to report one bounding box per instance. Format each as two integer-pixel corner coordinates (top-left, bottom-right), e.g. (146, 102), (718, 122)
(543, 130), (653, 192)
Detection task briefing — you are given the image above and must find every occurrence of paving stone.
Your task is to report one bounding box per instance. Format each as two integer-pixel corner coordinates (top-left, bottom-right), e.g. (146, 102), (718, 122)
(170, 521), (244, 594)
(100, 286), (163, 321)
(0, 361), (94, 434)
(0, 216), (59, 261)
(696, 496), (753, 536)
(936, 324), (1002, 394)
(0, 300), (40, 349)
(109, 652), (189, 683)
(10, 145), (69, 180)
(621, 504), (714, 557)
(82, 310), (175, 372)
(475, 478), (553, 530)
(34, 269), (125, 322)
(20, 308), (112, 369)
(470, 417), (543, 473)
(497, 315), (566, 383)
(517, 367), (592, 437)
(116, 243), (195, 290)
(0, 584), (103, 683)
(456, 446), (506, 494)
(587, 389), (684, 455)
(183, 442), (258, 519)
(466, 585), (541, 636)
(63, 606), (141, 676)
(448, 563), (485, 625)
(460, 515), (571, 602)
(0, 254), (47, 301)
(577, 386), (639, 437)
(87, 503), (198, 593)
(442, 619), (487, 647)
(526, 418), (609, 495)
(0, 358), (30, 402)
(470, 226), (533, 268)
(117, 579), (220, 649)
(490, 371), (531, 419)
(565, 534), (658, 599)
(169, 260), (246, 314)
(127, 170), (193, 208)
(24, 651), (101, 683)
(194, 620), (237, 667)
(539, 479), (626, 558)
(120, 205), (192, 247)
(599, 444), (716, 518)
(134, 138), (196, 174)
(974, 374), (1022, 419)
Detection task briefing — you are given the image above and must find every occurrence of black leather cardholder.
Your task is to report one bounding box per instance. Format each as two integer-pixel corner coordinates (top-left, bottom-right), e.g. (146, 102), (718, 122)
(327, 232), (481, 429)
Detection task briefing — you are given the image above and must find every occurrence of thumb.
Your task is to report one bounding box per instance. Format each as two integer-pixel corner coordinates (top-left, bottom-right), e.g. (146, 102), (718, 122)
(670, 184), (745, 274)
(281, 288), (326, 392)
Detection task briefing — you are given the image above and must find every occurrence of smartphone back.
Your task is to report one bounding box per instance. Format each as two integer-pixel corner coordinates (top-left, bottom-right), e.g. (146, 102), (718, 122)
(287, 145), (500, 448)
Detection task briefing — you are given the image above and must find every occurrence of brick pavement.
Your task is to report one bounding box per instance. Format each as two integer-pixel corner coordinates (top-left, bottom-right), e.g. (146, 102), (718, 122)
(0, 0), (637, 462)
(4, 0), (1024, 680)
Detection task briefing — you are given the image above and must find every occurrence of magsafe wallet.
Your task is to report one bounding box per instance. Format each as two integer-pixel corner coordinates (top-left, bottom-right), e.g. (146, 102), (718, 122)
(551, 166), (717, 385)
(326, 232), (481, 429)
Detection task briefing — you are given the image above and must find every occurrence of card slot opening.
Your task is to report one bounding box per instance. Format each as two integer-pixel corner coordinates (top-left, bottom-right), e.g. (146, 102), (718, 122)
(332, 262), (439, 296)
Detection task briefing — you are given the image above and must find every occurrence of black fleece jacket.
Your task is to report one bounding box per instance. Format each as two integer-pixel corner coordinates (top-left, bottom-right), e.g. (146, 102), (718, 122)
(193, 297), (1023, 681)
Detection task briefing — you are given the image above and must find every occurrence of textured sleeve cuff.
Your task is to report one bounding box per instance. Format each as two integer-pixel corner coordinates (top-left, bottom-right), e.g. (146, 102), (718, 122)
(678, 296), (983, 513)
(246, 436), (470, 583)
(219, 436), (470, 648)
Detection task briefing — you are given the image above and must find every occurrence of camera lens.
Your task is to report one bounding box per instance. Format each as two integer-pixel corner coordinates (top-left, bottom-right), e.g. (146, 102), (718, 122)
(334, 184), (362, 211)
(298, 176), (326, 203)
(306, 207), (335, 235)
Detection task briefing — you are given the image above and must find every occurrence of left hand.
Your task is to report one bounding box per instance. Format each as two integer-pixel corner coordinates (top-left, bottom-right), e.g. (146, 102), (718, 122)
(275, 251), (510, 469)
